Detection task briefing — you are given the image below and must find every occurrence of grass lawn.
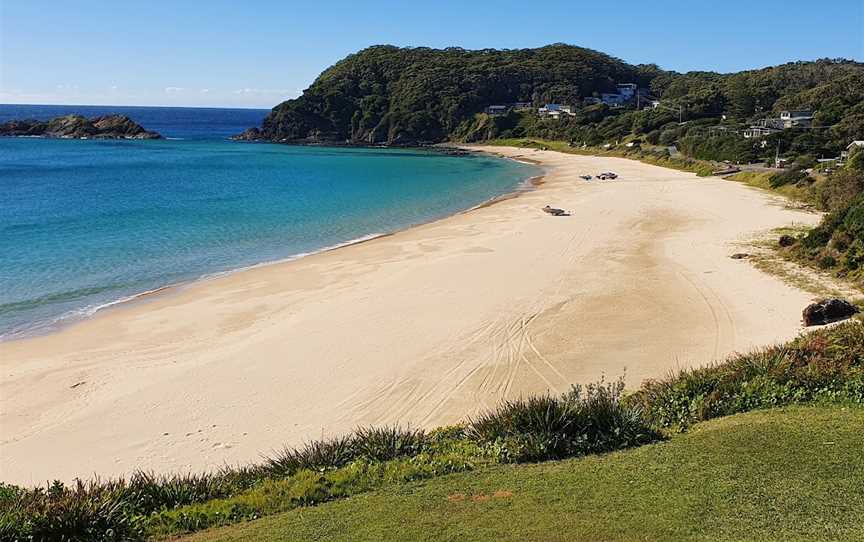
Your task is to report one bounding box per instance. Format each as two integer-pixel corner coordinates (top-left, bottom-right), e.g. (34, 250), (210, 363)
(181, 406), (864, 542)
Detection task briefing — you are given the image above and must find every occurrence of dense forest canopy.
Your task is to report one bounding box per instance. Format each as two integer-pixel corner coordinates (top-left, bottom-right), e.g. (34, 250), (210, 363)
(241, 44), (863, 159)
(252, 44), (644, 144)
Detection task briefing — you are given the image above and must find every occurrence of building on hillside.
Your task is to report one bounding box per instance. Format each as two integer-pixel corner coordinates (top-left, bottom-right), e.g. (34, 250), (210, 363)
(742, 126), (781, 139)
(583, 97), (602, 106)
(708, 126), (739, 137)
(511, 102), (533, 111)
(755, 118), (786, 130)
(616, 83), (637, 100)
(538, 104), (576, 119)
(593, 84), (643, 107)
(841, 140), (864, 159)
(601, 93), (626, 107)
(485, 105), (510, 116)
(778, 110), (813, 128)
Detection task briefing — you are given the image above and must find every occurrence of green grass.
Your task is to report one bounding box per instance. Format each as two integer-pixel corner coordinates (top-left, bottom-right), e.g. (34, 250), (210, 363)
(181, 405), (864, 542)
(484, 138), (717, 177)
(726, 171), (816, 206)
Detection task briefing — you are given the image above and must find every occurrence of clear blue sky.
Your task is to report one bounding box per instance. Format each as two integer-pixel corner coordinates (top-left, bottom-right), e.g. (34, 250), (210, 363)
(1, 0), (862, 109)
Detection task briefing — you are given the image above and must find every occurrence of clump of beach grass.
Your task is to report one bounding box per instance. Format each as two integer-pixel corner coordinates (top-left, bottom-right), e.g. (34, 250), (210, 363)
(467, 378), (659, 462)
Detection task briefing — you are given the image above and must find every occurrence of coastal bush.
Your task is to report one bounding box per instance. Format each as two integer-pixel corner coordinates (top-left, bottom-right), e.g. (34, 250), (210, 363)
(467, 379), (660, 462)
(262, 426), (427, 477)
(768, 168), (808, 189)
(0, 479), (145, 542)
(634, 321), (864, 430)
(789, 173), (864, 281)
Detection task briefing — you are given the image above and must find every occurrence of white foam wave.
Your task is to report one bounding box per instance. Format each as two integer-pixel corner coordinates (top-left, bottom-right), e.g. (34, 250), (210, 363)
(0, 233), (388, 342)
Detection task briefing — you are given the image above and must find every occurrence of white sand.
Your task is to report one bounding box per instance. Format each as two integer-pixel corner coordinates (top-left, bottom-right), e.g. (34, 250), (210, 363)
(0, 146), (821, 485)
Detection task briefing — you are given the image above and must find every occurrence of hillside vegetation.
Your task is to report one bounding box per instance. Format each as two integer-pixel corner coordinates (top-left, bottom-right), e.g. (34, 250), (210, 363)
(252, 44), (646, 145)
(750, 148), (864, 284)
(240, 44), (863, 165)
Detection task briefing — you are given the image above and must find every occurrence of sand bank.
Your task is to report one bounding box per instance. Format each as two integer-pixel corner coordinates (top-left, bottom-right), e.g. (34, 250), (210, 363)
(0, 146), (821, 484)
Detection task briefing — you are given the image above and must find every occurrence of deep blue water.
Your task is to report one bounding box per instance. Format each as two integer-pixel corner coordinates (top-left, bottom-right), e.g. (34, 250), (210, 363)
(0, 105), (537, 339)
(0, 104), (268, 140)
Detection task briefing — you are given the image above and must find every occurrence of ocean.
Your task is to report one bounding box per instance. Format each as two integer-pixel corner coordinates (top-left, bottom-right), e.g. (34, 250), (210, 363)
(0, 104), (538, 339)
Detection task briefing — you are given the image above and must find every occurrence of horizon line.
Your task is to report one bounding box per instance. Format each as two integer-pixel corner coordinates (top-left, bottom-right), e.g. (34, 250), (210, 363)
(0, 102), (275, 111)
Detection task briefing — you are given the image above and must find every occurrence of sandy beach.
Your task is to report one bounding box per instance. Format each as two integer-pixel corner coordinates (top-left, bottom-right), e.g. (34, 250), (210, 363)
(0, 146), (821, 485)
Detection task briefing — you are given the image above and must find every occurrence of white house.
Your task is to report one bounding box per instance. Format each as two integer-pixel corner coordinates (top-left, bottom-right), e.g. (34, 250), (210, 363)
(743, 126), (780, 139)
(485, 105), (509, 116)
(778, 110), (813, 128)
(539, 104), (575, 118)
(601, 93), (626, 107)
(842, 140), (864, 159)
(616, 83), (637, 100)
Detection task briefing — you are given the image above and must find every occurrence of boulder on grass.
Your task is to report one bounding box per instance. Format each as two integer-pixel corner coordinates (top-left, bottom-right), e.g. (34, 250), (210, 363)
(802, 298), (859, 326)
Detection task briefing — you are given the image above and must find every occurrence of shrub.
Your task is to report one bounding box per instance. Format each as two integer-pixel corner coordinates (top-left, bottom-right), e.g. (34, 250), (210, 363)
(263, 435), (355, 477)
(262, 426), (427, 477)
(467, 379), (660, 462)
(817, 169), (864, 211)
(769, 169), (807, 189)
(634, 321), (864, 430)
(0, 479), (145, 542)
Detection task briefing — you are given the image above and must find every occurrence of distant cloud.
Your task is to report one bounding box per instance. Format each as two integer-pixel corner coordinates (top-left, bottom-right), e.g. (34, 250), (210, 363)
(109, 85), (119, 91)
(200, 88), (210, 93)
(55, 84), (80, 91)
(232, 88), (289, 96)
(164, 87), (185, 93)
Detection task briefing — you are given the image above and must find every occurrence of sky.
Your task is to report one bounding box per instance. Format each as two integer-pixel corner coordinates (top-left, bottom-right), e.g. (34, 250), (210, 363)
(1, 0), (862, 109)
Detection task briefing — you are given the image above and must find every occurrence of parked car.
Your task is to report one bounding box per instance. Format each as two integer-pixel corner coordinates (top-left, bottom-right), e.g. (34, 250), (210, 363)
(597, 172), (618, 180)
(579, 175), (592, 180)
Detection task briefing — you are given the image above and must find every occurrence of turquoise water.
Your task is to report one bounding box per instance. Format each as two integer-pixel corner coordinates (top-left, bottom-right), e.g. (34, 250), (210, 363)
(0, 106), (537, 339)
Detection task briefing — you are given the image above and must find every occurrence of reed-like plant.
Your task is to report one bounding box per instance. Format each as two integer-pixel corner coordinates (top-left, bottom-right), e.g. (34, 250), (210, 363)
(468, 378), (660, 462)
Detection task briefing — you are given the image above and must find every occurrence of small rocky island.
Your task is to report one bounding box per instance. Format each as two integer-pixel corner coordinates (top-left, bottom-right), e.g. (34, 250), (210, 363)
(0, 114), (162, 140)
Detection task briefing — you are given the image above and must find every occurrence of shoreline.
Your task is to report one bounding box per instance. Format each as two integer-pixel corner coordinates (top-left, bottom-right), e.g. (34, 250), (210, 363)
(0, 146), (822, 485)
(0, 151), (542, 343)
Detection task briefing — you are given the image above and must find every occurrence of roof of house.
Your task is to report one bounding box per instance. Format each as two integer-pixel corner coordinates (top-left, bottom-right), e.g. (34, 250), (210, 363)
(848, 140), (864, 149)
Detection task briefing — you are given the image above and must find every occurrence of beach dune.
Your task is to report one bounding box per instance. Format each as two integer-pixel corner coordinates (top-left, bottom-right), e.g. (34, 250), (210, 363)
(0, 146), (820, 485)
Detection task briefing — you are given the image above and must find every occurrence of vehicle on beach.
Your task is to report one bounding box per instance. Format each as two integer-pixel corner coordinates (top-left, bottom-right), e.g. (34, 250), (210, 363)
(542, 205), (569, 216)
(580, 175), (592, 180)
(598, 172), (618, 180)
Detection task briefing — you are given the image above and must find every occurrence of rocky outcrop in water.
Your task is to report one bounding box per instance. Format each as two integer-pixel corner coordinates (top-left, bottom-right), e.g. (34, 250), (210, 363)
(230, 127), (263, 141)
(0, 114), (161, 140)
